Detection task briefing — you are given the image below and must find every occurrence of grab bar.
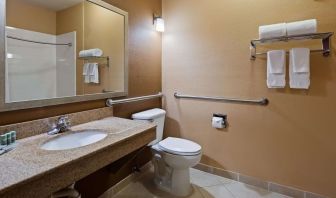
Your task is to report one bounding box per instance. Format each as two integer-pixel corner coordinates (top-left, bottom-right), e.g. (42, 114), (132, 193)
(106, 92), (163, 106)
(174, 92), (268, 106)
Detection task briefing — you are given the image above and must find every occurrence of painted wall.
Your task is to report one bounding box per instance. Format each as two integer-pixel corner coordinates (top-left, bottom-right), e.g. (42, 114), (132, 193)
(162, 0), (336, 197)
(83, 1), (125, 94)
(6, 0), (56, 35)
(0, 0), (162, 196)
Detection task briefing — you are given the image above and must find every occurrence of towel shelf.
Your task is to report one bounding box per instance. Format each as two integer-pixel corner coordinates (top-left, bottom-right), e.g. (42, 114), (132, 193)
(250, 32), (334, 60)
(78, 56), (110, 67)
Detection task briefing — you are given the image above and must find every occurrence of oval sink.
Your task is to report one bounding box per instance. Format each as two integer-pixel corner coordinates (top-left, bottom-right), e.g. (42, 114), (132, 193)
(41, 130), (107, 151)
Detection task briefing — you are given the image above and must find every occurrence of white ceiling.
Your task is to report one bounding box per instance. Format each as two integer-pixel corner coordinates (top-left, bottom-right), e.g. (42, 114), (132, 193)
(22, 0), (84, 11)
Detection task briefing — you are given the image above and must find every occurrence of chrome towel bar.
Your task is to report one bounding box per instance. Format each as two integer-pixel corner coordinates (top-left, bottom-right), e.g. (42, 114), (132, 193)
(174, 92), (269, 106)
(106, 92), (163, 106)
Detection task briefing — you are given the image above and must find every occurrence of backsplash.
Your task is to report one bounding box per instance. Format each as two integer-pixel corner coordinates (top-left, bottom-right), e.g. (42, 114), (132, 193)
(0, 107), (113, 139)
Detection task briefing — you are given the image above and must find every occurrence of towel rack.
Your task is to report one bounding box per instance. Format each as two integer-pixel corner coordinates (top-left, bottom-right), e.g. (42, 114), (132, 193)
(174, 92), (269, 106)
(78, 56), (110, 67)
(106, 92), (163, 106)
(250, 32), (334, 60)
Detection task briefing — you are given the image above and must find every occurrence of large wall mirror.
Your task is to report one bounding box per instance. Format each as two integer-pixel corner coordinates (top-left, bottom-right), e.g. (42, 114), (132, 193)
(0, 0), (128, 112)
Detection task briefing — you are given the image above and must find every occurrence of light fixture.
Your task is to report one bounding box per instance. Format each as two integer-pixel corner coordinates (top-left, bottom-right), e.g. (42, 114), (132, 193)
(154, 14), (165, 32)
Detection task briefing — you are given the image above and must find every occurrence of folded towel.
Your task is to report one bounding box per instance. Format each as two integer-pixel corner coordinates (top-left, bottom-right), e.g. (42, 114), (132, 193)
(286, 19), (317, 36)
(79, 48), (103, 57)
(289, 48), (310, 89)
(83, 63), (91, 83)
(267, 50), (286, 88)
(291, 48), (310, 73)
(259, 23), (287, 39)
(89, 63), (99, 84)
(267, 50), (286, 74)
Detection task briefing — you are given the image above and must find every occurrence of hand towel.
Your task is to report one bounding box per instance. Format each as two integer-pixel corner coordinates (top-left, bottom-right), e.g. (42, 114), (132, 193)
(267, 50), (286, 88)
(89, 63), (99, 84)
(83, 63), (91, 83)
(267, 50), (286, 74)
(79, 48), (103, 57)
(286, 19), (317, 36)
(289, 48), (310, 89)
(259, 23), (287, 39)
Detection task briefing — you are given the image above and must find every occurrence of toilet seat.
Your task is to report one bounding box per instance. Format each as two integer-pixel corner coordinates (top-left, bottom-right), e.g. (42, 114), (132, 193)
(158, 137), (202, 156)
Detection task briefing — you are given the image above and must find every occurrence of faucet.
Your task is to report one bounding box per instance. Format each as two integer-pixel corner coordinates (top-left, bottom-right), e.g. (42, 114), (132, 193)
(47, 116), (71, 135)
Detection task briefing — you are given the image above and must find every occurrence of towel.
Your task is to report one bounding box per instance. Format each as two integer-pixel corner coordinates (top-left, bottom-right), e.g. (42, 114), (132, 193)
(286, 19), (317, 36)
(83, 63), (91, 83)
(289, 48), (310, 89)
(259, 23), (287, 39)
(79, 48), (103, 57)
(89, 63), (99, 84)
(267, 50), (286, 88)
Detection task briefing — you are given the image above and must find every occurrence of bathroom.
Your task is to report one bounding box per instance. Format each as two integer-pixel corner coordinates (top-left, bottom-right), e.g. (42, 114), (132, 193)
(0, 0), (335, 197)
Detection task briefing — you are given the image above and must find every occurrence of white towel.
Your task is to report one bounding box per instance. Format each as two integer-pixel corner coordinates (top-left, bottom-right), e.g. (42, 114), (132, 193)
(289, 48), (310, 89)
(79, 48), (103, 57)
(89, 63), (99, 84)
(267, 50), (286, 88)
(259, 23), (287, 39)
(83, 63), (91, 83)
(286, 19), (317, 36)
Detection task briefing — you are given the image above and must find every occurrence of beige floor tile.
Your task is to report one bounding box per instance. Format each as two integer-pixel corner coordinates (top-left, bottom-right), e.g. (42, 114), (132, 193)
(113, 170), (204, 198)
(198, 185), (236, 198)
(225, 182), (292, 198)
(190, 168), (234, 188)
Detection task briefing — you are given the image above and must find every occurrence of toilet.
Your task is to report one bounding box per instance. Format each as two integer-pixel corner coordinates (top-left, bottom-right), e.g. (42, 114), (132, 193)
(132, 108), (202, 197)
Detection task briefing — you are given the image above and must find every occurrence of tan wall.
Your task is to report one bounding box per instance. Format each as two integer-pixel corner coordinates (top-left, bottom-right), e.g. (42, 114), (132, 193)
(0, 0), (162, 197)
(83, 1), (125, 94)
(162, 0), (336, 197)
(6, 0), (56, 35)
(56, 3), (85, 95)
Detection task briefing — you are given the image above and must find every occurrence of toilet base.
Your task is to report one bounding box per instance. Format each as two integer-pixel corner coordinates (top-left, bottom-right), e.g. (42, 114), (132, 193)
(154, 168), (192, 197)
(151, 144), (201, 197)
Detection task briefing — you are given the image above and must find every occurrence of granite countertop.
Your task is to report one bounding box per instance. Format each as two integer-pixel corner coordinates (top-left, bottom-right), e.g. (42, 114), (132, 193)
(0, 117), (155, 196)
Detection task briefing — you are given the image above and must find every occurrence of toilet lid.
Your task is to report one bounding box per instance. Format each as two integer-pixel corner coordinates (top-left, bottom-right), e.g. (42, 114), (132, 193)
(158, 137), (202, 156)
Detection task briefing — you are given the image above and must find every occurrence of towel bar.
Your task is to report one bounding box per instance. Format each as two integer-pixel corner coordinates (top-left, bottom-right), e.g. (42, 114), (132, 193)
(106, 92), (163, 106)
(174, 92), (268, 106)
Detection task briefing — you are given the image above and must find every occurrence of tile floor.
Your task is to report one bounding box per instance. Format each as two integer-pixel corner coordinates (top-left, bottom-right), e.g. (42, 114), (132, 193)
(112, 168), (292, 198)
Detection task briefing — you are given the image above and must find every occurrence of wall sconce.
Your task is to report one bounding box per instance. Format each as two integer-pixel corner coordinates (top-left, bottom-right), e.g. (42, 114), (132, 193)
(154, 14), (165, 32)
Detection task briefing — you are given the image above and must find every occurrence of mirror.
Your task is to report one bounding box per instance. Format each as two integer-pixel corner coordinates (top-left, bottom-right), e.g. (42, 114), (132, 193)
(0, 0), (128, 111)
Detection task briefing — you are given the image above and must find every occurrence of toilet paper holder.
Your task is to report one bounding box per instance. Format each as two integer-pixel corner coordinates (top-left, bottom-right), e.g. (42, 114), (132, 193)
(213, 113), (227, 128)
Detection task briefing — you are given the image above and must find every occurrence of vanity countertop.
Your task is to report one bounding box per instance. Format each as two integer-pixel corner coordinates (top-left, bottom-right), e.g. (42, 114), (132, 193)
(0, 117), (156, 198)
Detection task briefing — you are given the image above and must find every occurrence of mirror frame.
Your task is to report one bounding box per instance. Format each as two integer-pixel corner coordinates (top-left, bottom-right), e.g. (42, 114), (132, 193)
(0, 0), (128, 112)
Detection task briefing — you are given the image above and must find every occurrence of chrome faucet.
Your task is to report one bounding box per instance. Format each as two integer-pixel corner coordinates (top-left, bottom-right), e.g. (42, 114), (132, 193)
(47, 116), (71, 135)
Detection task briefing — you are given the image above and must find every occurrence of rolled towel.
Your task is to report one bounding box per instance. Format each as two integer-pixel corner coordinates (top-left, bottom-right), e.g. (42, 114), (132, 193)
(267, 50), (286, 88)
(259, 23), (287, 39)
(79, 48), (103, 57)
(289, 48), (310, 89)
(286, 19), (317, 36)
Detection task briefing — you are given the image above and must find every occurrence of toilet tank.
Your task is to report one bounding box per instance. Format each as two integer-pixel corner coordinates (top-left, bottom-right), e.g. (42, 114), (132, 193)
(132, 108), (166, 146)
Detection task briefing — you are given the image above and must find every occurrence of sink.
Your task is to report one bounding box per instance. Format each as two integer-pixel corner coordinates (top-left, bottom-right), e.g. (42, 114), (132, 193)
(41, 130), (108, 151)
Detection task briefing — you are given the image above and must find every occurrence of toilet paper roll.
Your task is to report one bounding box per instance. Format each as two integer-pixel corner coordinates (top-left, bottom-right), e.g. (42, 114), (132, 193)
(212, 117), (224, 129)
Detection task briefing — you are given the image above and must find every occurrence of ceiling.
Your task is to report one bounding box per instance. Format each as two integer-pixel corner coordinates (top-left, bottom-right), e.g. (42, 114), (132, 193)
(21, 0), (83, 11)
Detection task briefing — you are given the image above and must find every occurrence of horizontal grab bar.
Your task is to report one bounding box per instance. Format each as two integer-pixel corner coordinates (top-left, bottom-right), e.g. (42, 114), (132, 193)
(174, 92), (269, 106)
(106, 92), (163, 106)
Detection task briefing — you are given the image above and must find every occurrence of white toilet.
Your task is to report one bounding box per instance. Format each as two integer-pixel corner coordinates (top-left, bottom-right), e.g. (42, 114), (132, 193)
(132, 108), (202, 197)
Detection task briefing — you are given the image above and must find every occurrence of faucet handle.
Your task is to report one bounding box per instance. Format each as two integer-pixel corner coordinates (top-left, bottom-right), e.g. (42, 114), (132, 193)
(57, 116), (71, 132)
